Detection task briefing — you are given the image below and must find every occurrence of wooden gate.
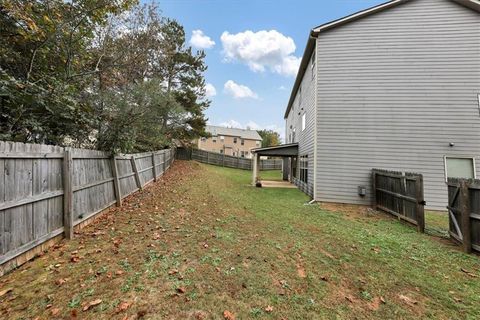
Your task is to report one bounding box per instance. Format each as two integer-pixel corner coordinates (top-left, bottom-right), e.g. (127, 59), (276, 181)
(372, 169), (425, 232)
(447, 178), (480, 253)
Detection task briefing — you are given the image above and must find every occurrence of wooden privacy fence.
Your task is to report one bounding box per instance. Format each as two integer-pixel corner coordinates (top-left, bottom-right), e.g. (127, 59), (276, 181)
(178, 148), (282, 171)
(0, 141), (175, 274)
(372, 169), (425, 232)
(447, 178), (480, 253)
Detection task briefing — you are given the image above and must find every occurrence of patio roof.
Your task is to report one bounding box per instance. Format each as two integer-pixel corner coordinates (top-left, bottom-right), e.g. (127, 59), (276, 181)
(251, 143), (298, 157)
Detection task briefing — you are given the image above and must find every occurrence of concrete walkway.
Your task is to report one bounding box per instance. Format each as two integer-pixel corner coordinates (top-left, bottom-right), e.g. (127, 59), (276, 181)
(260, 180), (297, 188)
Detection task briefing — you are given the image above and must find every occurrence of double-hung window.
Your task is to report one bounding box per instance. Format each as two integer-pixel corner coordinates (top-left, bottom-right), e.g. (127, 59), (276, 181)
(299, 155), (308, 184)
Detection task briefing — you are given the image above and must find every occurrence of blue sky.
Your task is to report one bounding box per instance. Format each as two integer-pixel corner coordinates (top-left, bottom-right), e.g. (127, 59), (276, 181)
(158, 0), (384, 140)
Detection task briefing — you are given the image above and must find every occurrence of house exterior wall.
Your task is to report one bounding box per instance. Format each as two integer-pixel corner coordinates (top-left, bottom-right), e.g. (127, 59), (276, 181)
(314, 0), (480, 210)
(285, 46), (317, 197)
(197, 135), (261, 159)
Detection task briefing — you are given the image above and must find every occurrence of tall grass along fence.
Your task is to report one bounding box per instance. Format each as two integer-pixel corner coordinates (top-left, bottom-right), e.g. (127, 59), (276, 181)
(372, 169), (425, 232)
(447, 178), (480, 253)
(177, 148), (282, 171)
(0, 141), (175, 275)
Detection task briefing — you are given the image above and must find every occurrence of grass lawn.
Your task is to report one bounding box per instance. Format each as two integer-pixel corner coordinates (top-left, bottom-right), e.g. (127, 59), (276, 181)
(1, 161), (479, 319)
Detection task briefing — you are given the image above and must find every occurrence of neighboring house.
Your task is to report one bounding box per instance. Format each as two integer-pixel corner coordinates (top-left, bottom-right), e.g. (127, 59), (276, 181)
(197, 125), (262, 159)
(282, 0), (480, 210)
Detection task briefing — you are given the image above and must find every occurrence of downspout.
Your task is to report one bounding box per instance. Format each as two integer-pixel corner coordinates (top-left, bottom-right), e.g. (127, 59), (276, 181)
(311, 32), (319, 202)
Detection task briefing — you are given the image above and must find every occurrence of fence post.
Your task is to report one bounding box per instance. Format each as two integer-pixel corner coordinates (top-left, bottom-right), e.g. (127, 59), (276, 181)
(460, 180), (472, 253)
(206, 151), (209, 164)
(372, 170), (377, 211)
(63, 148), (74, 239)
(131, 155), (142, 190)
(415, 175), (425, 233)
(223, 152), (225, 167)
(152, 152), (157, 182)
(162, 152), (165, 174)
(111, 155), (122, 207)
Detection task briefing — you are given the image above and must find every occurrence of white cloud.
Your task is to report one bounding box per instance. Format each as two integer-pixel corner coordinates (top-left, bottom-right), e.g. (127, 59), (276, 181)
(205, 83), (217, 98)
(220, 30), (301, 77)
(189, 30), (215, 49)
(219, 120), (243, 128)
(224, 80), (258, 99)
(278, 85), (286, 91)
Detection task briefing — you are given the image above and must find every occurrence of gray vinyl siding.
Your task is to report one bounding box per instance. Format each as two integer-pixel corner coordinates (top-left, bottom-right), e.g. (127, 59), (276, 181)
(285, 49), (317, 197)
(315, 0), (480, 210)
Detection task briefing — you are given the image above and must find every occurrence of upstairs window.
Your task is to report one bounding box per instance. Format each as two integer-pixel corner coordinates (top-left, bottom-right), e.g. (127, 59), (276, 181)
(212, 136), (217, 143)
(234, 137), (237, 143)
(220, 135), (225, 141)
(201, 137), (206, 142)
(241, 139), (245, 146)
(256, 141), (260, 147)
(311, 51), (316, 79)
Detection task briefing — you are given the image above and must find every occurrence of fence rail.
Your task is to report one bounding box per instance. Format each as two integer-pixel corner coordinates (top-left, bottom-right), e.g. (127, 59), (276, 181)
(0, 141), (175, 274)
(177, 148), (282, 171)
(447, 178), (480, 253)
(372, 169), (425, 232)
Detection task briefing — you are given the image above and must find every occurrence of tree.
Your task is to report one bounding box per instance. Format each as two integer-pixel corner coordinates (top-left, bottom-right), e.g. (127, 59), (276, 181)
(258, 129), (281, 148)
(0, 0), (135, 145)
(1, 1), (209, 153)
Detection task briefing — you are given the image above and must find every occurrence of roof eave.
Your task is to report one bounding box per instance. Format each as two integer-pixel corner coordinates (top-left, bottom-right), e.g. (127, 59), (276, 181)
(283, 33), (316, 119)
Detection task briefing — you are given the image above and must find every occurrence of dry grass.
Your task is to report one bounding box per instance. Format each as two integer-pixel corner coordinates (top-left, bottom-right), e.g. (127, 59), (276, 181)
(0, 161), (479, 319)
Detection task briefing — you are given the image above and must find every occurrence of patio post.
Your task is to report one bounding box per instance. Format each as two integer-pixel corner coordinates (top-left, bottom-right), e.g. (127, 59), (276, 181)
(252, 152), (259, 185)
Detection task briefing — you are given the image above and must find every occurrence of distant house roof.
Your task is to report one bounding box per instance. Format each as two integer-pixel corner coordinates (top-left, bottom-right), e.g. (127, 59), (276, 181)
(205, 125), (262, 141)
(283, 0), (480, 119)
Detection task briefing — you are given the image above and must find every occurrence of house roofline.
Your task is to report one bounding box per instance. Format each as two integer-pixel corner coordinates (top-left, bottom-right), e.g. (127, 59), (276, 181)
(283, 0), (480, 119)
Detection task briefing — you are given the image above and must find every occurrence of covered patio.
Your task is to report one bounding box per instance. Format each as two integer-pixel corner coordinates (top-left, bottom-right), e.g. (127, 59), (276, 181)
(251, 143), (298, 186)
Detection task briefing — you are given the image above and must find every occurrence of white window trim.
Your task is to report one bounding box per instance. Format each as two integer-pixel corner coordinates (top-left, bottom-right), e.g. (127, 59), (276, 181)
(301, 113), (306, 131)
(443, 155), (477, 182)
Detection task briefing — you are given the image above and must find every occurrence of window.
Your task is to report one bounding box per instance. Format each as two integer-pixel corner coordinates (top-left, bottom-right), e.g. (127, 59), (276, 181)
(201, 137), (206, 142)
(220, 135), (225, 141)
(212, 136), (217, 143)
(298, 87), (302, 112)
(241, 139), (245, 146)
(241, 151), (245, 158)
(445, 157), (476, 181)
(292, 128), (296, 142)
(220, 149), (224, 154)
(256, 141), (260, 147)
(299, 155), (308, 184)
(311, 51), (316, 79)
(301, 113), (306, 131)
(234, 137), (237, 143)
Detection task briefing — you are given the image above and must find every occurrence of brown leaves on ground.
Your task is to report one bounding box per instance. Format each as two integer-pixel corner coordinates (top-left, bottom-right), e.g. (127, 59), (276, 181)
(0, 288), (13, 297)
(82, 299), (102, 312)
(399, 294), (418, 307)
(223, 310), (235, 320)
(116, 301), (132, 313)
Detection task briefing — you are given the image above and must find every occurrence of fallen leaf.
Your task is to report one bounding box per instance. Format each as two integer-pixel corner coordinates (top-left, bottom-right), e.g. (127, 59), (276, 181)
(70, 256), (80, 263)
(0, 288), (13, 297)
(55, 278), (66, 286)
(461, 268), (478, 278)
(116, 301), (132, 313)
(380, 297), (386, 304)
(116, 270), (124, 276)
(399, 294), (417, 306)
(51, 307), (61, 316)
(177, 287), (186, 294)
(320, 275), (329, 282)
(265, 305), (274, 313)
(223, 310), (235, 320)
(168, 269), (179, 275)
(82, 299), (102, 311)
